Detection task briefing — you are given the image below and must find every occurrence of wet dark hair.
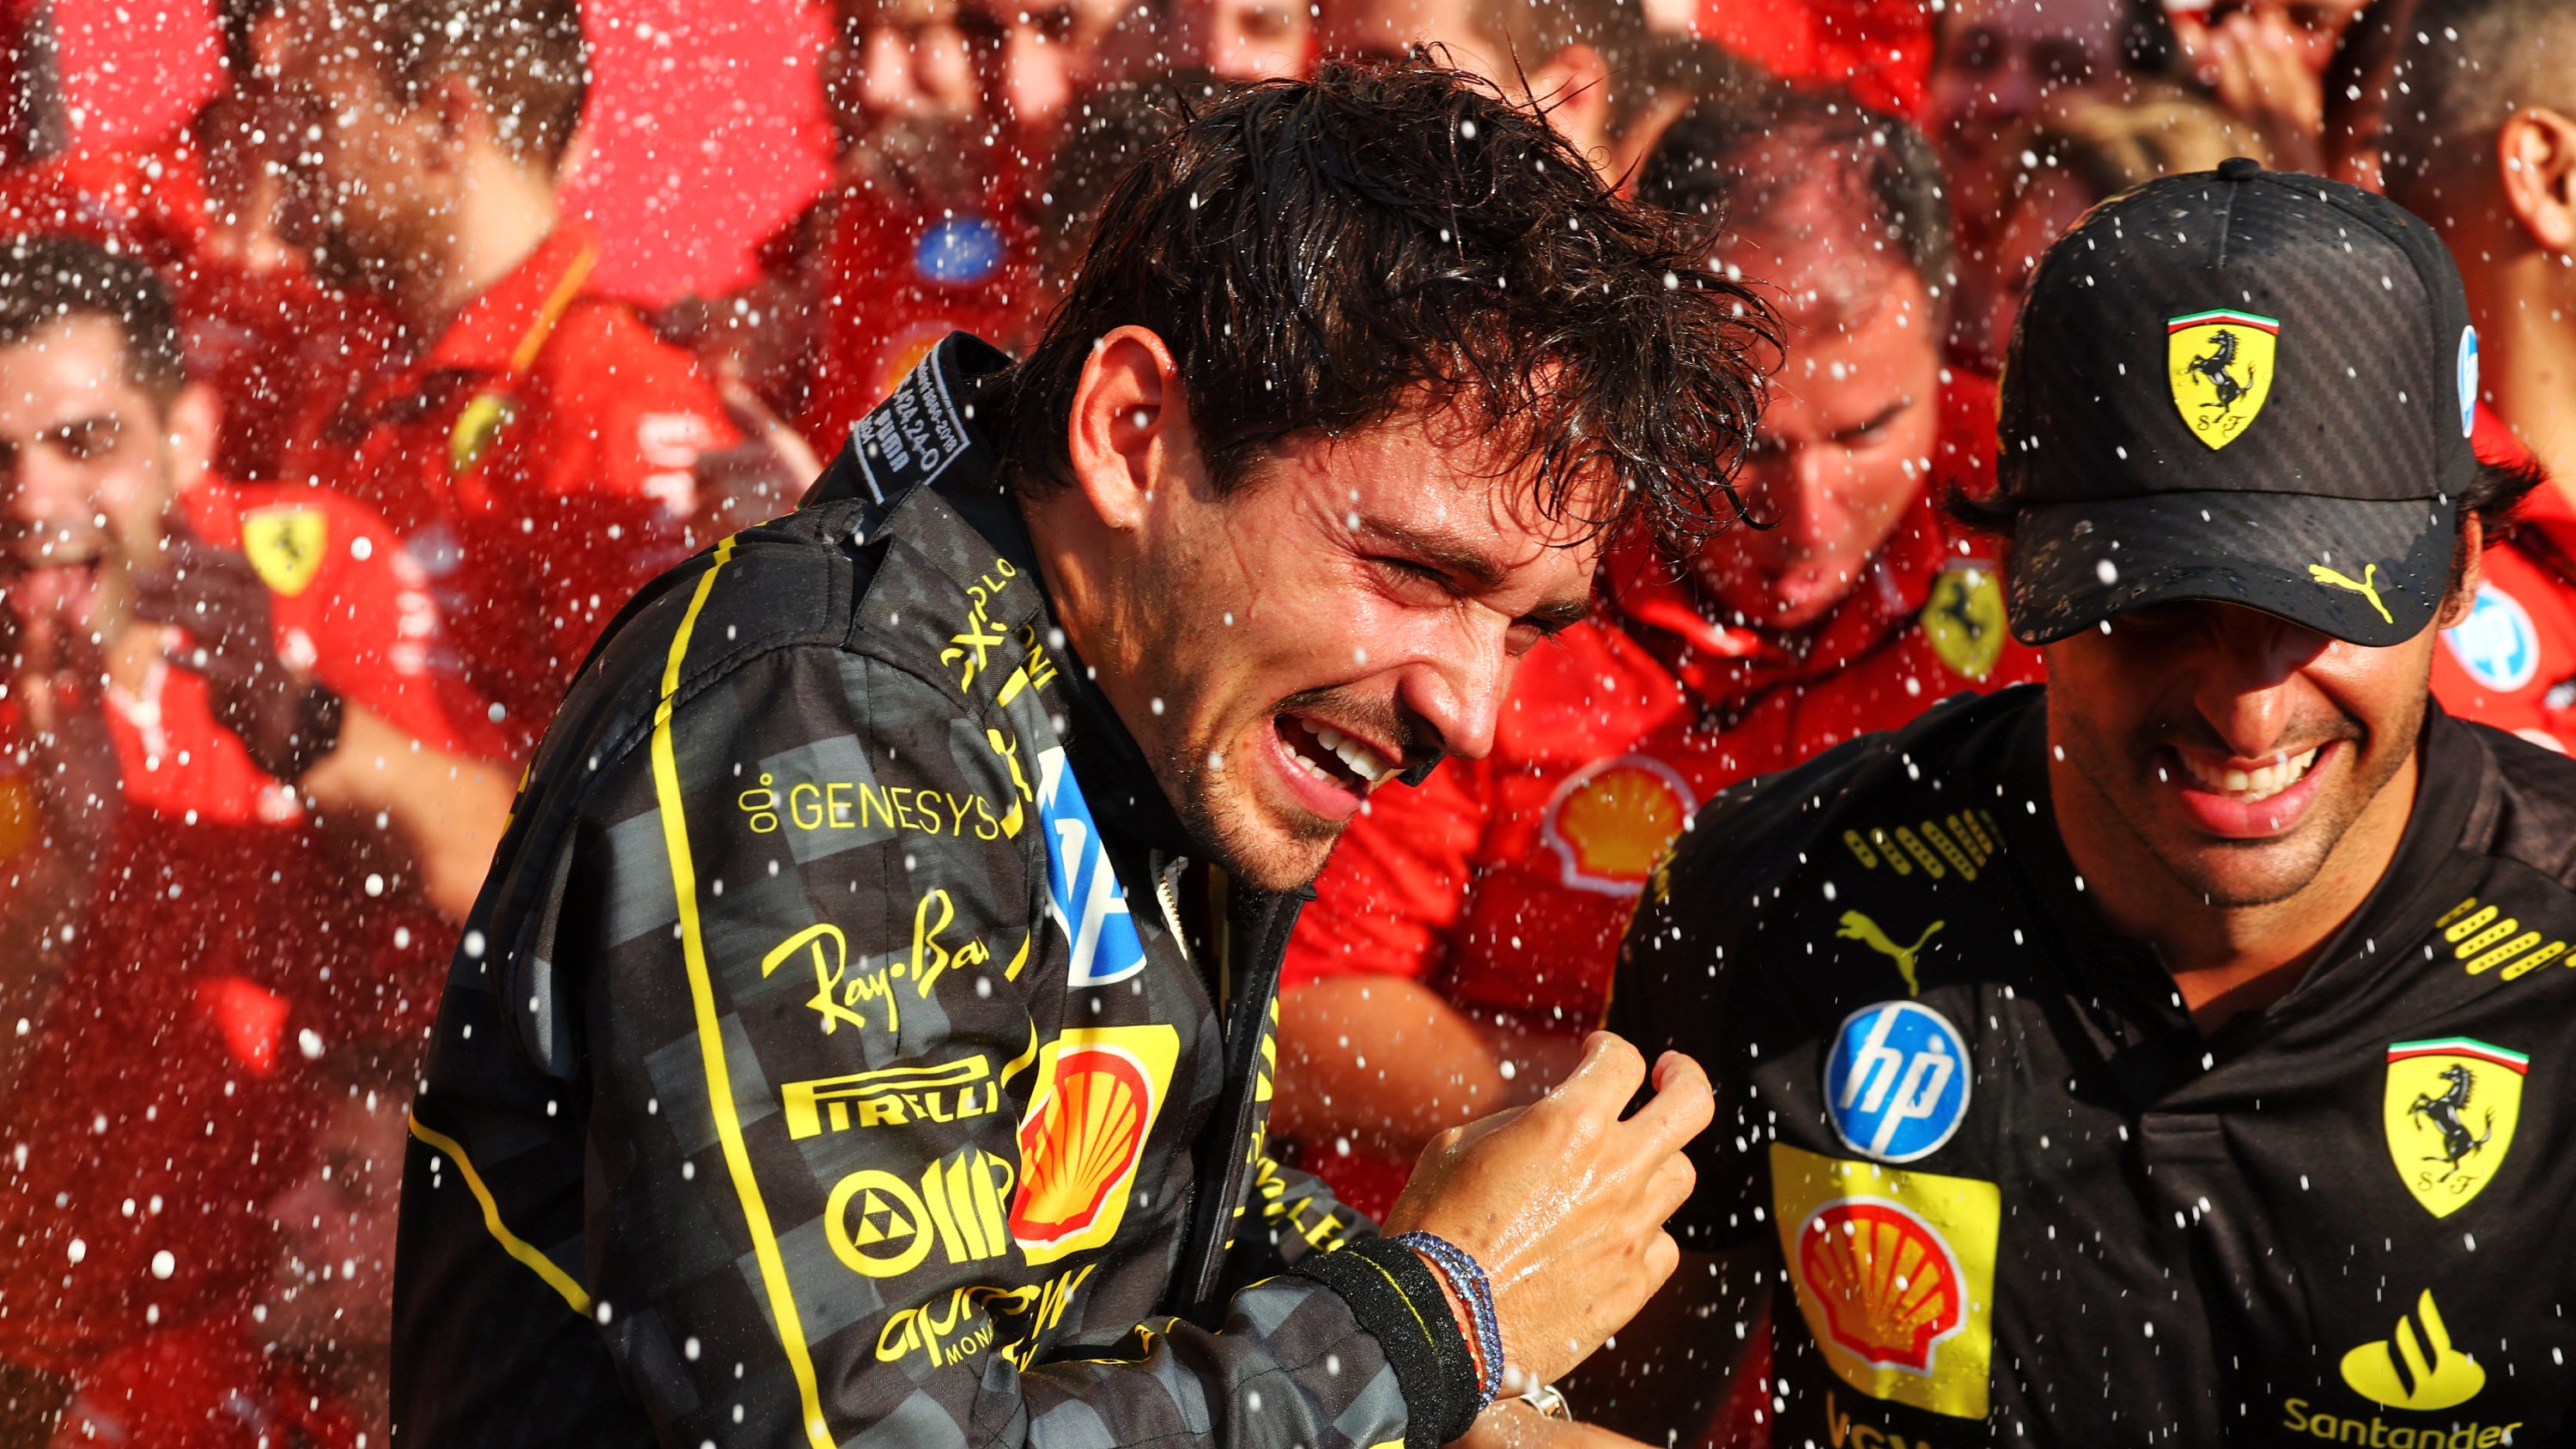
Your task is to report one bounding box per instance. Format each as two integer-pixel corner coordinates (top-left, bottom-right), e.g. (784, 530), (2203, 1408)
(353, 0), (592, 170)
(999, 58), (1777, 549)
(1638, 84), (1953, 306)
(0, 233), (185, 408)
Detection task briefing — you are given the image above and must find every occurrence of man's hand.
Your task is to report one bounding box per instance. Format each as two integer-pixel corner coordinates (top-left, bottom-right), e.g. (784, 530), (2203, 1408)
(2175, 6), (2329, 173)
(1382, 1034), (1713, 1386)
(133, 535), (340, 781)
(1455, 1398), (1657, 1449)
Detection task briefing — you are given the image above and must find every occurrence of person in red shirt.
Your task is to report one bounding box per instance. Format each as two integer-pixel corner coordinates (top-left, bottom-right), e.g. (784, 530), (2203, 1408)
(270, 0), (746, 754)
(2378, 0), (2576, 751)
(1929, 0), (2176, 369)
(1274, 88), (2044, 1220)
(0, 0), (400, 485)
(0, 239), (513, 1441)
(703, 0), (1118, 451)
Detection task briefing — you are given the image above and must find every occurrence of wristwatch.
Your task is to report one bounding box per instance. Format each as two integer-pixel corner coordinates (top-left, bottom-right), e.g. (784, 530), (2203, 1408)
(1514, 1380), (1572, 1422)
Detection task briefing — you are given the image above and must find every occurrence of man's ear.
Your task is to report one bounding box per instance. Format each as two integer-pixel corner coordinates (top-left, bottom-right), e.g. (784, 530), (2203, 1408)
(2496, 106), (2576, 255)
(2438, 511), (2488, 630)
(167, 382), (222, 492)
(1526, 43), (1613, 167)
(1064, 324), (1187, 533)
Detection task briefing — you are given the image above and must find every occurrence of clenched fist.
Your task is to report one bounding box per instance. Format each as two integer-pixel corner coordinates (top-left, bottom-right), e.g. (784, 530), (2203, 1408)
(1381, 1033), (1712, 1386)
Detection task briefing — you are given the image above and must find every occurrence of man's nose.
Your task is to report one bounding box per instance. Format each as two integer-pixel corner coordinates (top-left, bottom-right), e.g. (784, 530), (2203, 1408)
(2192, 614), (2331, 756)
(1758, 443), (1846, 551)
(1394, 621), (1515, 764)
(1988, 53), (2039, 118)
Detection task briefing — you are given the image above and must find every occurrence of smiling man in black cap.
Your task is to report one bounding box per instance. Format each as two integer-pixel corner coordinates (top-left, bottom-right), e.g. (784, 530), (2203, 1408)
(1595, 159), (2576, 1447)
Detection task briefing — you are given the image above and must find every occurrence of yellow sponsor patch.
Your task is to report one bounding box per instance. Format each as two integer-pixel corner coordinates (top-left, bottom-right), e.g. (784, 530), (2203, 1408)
(2341, 1289), (2487, 1411)
(2166, 309), (2279, 448)
(1009, 1024), (1181, 1265)
(240, 505), (328, 597)
(2383, 1038), (2524, 1218)
(1772, 1143), (2000, 1420)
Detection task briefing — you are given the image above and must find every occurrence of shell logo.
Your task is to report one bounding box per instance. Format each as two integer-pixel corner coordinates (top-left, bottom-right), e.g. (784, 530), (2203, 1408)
(1795, 1197), (1965, 1373)
(1539, 755), (1698, 897)
(1009, 1024), (1181, 1265)
(1771, 1143), (1998, 1419)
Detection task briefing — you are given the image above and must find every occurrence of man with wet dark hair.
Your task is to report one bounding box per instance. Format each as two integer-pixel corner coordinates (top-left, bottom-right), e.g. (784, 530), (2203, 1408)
(1276, 85), (2037, 1240)
(1610, 161), (2576, 1446)
(395, 60), (1765, 1449)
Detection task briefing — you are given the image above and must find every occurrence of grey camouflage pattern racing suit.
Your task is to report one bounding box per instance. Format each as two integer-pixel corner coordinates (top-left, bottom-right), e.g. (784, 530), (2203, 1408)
(392, 336), (1455, 1449)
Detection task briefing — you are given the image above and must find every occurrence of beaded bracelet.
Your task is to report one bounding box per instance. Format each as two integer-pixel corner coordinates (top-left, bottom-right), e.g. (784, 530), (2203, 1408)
(1393, 1231), (1503, 1411)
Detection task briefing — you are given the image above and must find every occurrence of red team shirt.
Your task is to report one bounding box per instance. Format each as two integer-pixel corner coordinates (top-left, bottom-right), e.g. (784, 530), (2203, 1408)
(772, 170), (1037, 449)
(0, 481), (503, 1440)
(319, 222), (744, 752)
(2429, 407), (2576, 753)
(1288, 378), (2044, 1215)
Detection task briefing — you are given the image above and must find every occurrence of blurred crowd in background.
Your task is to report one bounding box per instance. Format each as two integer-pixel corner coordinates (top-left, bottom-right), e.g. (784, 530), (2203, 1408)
(0, 0), (2566, 1441)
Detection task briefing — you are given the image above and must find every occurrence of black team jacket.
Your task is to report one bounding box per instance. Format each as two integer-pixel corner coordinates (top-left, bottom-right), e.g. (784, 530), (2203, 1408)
(392, 336), (1479, 1449)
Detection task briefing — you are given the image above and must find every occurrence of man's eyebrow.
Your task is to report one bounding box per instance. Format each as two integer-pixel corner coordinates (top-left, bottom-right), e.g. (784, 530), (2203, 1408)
(1359, 518), (1516, 591)
(1523, 594), (1595, 634)
(1828, 397), (1912, 444)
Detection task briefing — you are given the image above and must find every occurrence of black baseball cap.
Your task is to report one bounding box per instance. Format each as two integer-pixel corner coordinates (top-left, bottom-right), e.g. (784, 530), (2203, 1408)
(1997, 158), (2481, 647)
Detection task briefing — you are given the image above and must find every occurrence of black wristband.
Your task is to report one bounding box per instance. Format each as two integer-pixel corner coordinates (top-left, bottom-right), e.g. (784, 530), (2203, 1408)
(1284, 1236), (1479, 1449)
(270, 680), (345, 781)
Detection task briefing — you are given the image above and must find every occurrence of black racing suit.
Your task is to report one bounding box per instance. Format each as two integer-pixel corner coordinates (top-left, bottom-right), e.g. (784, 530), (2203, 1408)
(392, 336), (1473, 1448)
(1614, 685), (2576, 1446)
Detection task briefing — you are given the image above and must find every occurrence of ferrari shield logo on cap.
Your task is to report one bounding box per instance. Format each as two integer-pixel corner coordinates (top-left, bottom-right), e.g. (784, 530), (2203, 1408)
(2166, 309), (2280, 448)
(2382, 1037), (2524, 1218)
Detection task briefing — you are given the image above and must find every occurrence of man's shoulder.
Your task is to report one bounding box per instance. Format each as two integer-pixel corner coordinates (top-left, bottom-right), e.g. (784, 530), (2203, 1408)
(2454, 713), (2576, 892)
(543, 482), (1034, 777)
(1680, 689), (2040, 880)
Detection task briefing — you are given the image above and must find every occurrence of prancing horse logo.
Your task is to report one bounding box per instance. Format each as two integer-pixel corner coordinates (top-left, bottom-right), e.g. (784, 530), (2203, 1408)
(1838, 910), (1943, 997)
(2166, 309), (2281, 447)
(2407, 1064), (2493, 1179)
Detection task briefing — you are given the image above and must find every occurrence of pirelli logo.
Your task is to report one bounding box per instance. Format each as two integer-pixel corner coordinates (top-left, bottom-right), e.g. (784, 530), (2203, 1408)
(783, 1056), (1002, 1139)
(1840, 811), (2004, 882)
(2432, 897), (2573, 981)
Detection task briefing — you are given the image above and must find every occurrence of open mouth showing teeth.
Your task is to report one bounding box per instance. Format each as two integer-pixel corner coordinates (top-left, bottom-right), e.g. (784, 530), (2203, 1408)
(2175, 745), (2322, 803)
(1277, 713), (1395, 792)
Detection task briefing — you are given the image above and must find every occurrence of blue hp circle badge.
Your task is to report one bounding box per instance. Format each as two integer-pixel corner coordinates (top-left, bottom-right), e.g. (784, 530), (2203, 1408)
(1825, 1001), (1971, 1162)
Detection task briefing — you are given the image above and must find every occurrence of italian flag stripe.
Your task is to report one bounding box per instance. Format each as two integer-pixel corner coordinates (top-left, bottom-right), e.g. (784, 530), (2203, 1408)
(2166, 309), (2282, 333)
(2388, 1037), (2530, 1073)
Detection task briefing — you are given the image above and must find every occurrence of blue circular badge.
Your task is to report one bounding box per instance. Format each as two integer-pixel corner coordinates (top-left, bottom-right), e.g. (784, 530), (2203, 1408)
(2458, 325), (2480, 439)
(1823, 1001), (1972, 1163)
(2444, 583), (2540, 692)
(914, 215), (1005, 286)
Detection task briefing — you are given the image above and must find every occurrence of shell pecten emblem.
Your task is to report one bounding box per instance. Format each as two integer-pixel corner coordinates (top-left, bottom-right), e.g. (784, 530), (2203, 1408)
(1771, 1143), (2001, 1419)
(1009, 1025), (1181, 1265)
(1540, 755), (1698, 897)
